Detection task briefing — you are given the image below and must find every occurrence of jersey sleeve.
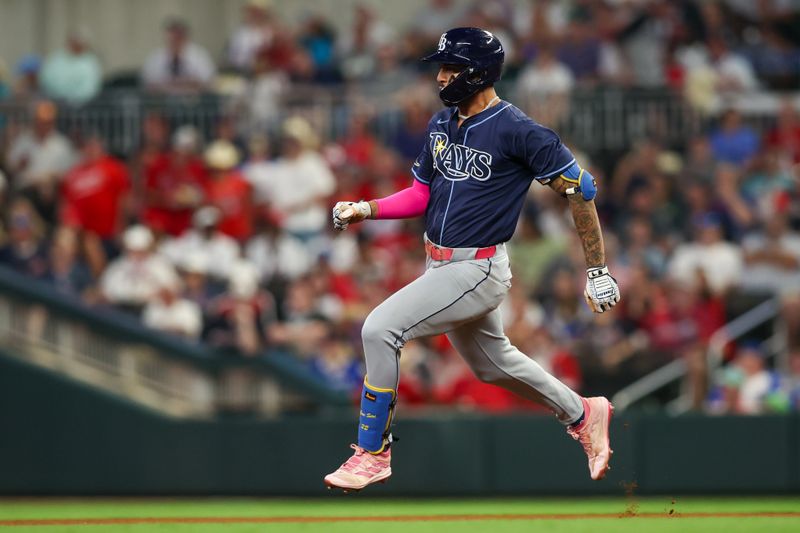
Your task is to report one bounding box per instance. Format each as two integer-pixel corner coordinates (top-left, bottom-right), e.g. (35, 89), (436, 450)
(410, 121), (436, 185)
(515, 120), (576, 184)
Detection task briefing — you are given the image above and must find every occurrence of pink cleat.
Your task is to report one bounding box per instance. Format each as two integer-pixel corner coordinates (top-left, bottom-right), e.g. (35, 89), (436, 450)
(567, 396), (614, 480)
(324, 444), (392, 492)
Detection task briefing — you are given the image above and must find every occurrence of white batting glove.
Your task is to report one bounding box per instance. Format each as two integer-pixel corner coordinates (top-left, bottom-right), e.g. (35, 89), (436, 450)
(583, 266), (620, 313)
(332, 201), (371, 231)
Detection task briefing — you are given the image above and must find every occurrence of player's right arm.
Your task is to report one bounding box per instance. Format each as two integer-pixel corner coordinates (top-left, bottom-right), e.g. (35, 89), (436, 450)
(333, 120), (435, 231)
(332, 179), (431, 231)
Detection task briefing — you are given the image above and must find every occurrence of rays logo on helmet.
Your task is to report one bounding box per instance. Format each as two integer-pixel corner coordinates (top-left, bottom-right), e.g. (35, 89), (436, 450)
(430, 132), (492, 182)
(437, 33), (447, 52)
(421, 27), (505, 106)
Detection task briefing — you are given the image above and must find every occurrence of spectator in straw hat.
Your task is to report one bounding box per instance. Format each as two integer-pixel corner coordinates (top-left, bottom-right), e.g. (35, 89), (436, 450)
(142, 276), (203, 340)
(245, 218), (313, 284)
(204, 140), (253, 241)
(178, 250), (217, 312)
(99, 225), (179, 313)
(264, 116), (335, 241)
(160, 206), (240, 281)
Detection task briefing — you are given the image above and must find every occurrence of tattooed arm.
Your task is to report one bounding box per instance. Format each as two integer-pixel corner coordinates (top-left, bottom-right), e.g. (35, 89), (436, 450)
(548, 176), (605, 268)
(548, 175), (619, 313)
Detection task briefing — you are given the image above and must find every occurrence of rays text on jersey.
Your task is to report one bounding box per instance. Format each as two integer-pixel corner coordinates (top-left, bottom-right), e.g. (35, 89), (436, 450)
(429, 132), (493, 182)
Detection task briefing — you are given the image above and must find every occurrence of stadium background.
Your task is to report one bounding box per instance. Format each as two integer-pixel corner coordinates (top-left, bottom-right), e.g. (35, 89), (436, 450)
(0, 0), (799, 512)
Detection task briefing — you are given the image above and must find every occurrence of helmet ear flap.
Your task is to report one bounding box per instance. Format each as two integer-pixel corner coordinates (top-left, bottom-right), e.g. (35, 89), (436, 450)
(439, 65), (497, 105)
(465, 67), (488, 86)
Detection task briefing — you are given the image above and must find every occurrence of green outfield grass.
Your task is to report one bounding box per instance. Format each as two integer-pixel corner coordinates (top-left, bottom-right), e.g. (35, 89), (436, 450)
(0, 497), (798, 532)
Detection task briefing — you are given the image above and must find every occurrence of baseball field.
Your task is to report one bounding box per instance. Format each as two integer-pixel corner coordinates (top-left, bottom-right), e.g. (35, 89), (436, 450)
(1, 497), (798, 532)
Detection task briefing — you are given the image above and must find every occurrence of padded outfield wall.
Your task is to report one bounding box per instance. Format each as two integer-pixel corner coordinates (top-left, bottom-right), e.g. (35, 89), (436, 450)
(1, 354), (798, 496)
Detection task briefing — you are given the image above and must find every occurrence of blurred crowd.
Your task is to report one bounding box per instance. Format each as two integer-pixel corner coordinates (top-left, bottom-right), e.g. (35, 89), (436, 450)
(0, 0), (798, 111)
(0, 0), (800, 414)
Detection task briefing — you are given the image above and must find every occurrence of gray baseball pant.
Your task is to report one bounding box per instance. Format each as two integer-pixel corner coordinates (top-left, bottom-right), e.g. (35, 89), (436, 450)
(361, 242), (584, 424)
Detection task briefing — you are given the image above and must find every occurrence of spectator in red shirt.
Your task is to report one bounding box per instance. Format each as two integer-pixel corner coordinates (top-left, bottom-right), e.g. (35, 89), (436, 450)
(204, 140), (253, 241)
(638, 279), (725, 410)
(339, 111), (377, 167)
(141, 125), (208, 236)
(60, 133), (130, 242)
(132, 113), (170, 195)
(766, 100), (800, 163)
(433, 344), (529, 412)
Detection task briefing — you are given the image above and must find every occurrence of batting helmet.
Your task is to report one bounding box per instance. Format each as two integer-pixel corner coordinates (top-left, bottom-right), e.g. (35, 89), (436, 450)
(421, 27), (505, 106)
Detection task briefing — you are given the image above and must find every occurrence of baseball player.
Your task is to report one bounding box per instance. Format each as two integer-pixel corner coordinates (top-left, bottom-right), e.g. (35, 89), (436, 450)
(324, 28), (620, 492)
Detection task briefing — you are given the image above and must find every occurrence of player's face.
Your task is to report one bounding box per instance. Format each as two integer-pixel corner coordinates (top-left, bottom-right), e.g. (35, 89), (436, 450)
(437, 64), (466, 89)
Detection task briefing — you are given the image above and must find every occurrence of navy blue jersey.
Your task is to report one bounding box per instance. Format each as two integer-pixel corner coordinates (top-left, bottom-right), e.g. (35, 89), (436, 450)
(411, 101), (575, 248)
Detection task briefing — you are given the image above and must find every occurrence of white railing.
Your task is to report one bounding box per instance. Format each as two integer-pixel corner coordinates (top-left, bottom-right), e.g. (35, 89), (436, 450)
(0, 291), (289, 419)
(612, 298), (781, 412)
(0, 87), (787, 156)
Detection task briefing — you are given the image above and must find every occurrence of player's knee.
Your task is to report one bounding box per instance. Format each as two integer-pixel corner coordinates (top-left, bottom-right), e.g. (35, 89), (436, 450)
(361, 311), (394, 349)
(473, 366), (504, 384)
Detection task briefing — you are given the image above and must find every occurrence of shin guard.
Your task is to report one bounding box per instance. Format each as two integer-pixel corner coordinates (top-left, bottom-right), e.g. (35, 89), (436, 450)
(358, 378), (396, 454)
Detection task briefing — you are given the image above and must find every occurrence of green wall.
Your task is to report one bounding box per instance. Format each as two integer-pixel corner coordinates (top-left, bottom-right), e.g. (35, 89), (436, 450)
(1, 355), (798, 495)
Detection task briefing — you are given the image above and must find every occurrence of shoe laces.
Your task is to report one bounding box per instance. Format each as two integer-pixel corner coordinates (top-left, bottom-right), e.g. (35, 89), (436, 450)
(567, 424), (596, 458)
(339, 444), (367, 473)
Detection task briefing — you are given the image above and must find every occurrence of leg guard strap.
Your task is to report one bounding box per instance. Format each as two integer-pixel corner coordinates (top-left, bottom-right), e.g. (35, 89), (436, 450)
(358, 378), (396, 454)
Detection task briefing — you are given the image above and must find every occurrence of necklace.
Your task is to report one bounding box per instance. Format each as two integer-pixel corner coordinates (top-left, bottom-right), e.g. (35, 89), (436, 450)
(458, 96), (500, 121)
